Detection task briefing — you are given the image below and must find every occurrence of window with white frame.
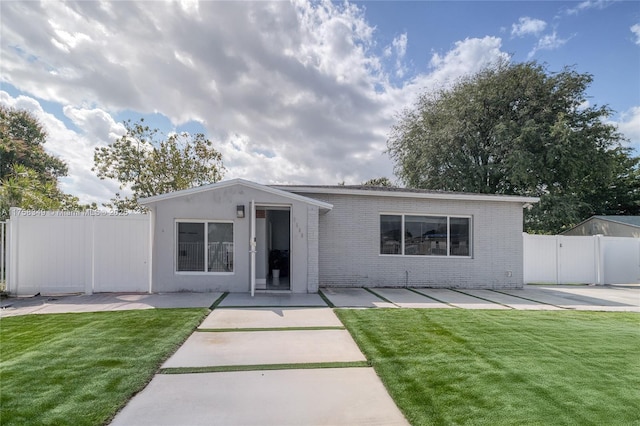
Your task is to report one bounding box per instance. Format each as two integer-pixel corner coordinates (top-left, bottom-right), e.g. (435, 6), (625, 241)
(177, 222), (234, 272)
(380, 214), (470, 257)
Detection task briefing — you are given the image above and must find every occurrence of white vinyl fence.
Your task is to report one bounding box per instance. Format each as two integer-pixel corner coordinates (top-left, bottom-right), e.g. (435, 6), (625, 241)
(524, 233), (640, 285)
(1, 221), (6, 290)
(5, 211), (639, 295)
(6, 208), (150, 296)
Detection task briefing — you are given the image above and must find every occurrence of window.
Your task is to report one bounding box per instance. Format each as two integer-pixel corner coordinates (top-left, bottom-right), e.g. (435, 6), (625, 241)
(449, 217), (470, 256)
(177, 222), (234, 272)
(379, 214), (471, 257)
(380, 215), (402, 254)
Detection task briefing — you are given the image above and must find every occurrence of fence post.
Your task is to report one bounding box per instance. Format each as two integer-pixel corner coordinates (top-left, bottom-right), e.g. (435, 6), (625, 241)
(594, 234), (604, 285)
(0, 221), (5, 291)
(7, 208), (20, 295)
(555, 235), (561, 285)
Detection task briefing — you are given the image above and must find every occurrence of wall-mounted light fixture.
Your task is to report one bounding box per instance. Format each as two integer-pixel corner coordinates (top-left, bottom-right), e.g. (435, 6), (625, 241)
(236, 204), (245, 218)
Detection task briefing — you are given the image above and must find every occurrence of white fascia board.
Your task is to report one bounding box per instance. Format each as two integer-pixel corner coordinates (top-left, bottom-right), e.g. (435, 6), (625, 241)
(273, 186), (540, 204)
(139, 178), (333, 210)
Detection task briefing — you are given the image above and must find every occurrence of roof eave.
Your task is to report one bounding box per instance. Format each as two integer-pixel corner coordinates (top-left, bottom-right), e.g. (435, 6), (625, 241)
(139, 179), (333, 211)
(273, 186), (540, 204)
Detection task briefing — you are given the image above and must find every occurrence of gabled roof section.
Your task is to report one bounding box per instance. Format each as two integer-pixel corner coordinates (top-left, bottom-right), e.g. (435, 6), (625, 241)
(272, 184), (540, 204)
(590, 216), (640, 228)
(139, 178), (333, 211)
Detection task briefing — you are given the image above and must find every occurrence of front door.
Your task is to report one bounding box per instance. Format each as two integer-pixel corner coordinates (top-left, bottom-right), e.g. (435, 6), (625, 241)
(253, 205), (291, 291)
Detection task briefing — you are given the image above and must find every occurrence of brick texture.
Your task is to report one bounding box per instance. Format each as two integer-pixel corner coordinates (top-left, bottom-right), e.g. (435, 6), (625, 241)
(304, 193), (525, 289)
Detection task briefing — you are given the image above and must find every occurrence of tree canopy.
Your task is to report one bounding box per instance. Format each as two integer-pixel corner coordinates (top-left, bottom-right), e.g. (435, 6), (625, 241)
(0, 106), (87, 219)
(93, 119), (225, 211)
(387, 61), (639, 233)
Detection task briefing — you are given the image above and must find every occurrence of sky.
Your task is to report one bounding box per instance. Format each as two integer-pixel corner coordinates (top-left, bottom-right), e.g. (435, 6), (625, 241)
(1, 0), (639, 206)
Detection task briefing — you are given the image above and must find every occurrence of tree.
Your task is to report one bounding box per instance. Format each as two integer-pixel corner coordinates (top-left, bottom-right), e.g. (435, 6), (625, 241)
(387, 60), (639, 233)
(0, 106), (81, 219)
(0, 106), (67, 182)
(362, 177), (395, 187)
(93, 119), (225, 211)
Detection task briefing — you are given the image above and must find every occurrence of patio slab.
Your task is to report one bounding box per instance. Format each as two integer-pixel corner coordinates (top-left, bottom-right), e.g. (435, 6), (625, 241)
(537, 286), (640, 309)
(219, 292), (327, 307)
(110, 368), (409, 426)
(199, 307), (343, 329)
(371, 288), (453, 308)
(411, 288), (510, 309)
(501, 287), (640, 311)
(0, 292), (220, 317)
(459, 289), (563, 310)
(320, 287), (396, 308)
(162, 329), (366, 368)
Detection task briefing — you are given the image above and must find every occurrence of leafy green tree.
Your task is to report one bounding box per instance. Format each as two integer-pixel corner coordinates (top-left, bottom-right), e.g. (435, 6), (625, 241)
(93, 119), (225, 211)
(0, 106), (67, 182)
(0, 106), (85, 219)
(387, 60), (639, 233)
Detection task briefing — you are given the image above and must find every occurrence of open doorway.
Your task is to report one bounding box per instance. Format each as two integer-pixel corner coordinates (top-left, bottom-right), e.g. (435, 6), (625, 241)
(255, 207), (290, 291)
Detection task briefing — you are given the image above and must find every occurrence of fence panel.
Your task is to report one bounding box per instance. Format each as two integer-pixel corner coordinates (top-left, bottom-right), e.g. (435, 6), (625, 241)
(93, 215), (149, 293)
(602, 237), (640, 284)
(1, 221), (6, 290)
(10, 213), (89, 295)
(7, 210), (150, 296)
(524, 233), (640, 285)
(523, 234), (558, 284)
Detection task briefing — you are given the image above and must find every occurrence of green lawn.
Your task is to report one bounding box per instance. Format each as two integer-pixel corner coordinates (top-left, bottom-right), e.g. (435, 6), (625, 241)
(0, 308), (208, 426)
(336, 309), (640, 426)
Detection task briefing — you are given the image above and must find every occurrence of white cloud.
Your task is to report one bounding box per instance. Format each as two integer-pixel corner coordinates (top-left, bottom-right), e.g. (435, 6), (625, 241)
(528, 31), (569, 58)
(631, 24), (640, 45)
(0, 1), (511, 199)
(392, 33), (408, 77)
(0, 91), (125, 205)
(428, 37), (510, 88)
(566, 0), (614, 15)
(615, 106), (640, 149)
(511, 17), (547, 37)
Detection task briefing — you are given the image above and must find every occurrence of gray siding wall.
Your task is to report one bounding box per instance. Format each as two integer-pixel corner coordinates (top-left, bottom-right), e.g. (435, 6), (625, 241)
(304, 193), (525, 289)
(148, 185), (316, 293)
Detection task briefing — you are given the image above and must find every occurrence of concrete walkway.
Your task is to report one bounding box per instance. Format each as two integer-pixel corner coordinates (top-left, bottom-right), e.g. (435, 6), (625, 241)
(111, 299), (409, 425)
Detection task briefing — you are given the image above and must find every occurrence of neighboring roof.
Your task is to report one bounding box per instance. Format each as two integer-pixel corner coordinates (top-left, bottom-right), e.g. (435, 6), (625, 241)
(139, 178), (333, 211)
(582, 216), (640, 228)
(272, 184), (540, 204)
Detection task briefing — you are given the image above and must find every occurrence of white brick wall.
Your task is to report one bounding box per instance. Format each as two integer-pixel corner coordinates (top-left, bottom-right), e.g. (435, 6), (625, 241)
(307, 206), (320, 292)
(302, 193), (525, 289)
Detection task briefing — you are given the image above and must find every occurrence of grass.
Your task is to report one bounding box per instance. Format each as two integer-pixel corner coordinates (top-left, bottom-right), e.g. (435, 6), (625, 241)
(336, 309), (640, 426)
(0, 308), (208, 426)
(159, 360), (370, 375)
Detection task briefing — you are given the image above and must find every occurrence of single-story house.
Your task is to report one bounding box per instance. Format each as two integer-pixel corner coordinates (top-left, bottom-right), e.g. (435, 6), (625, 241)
(140, 179), (538, 294)
(561, 215), (640, 238)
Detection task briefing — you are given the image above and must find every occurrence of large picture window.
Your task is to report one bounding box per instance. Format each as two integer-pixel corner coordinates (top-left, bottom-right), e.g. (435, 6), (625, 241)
(177, 221), (234, 272)
(380, 214), (470, 257)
